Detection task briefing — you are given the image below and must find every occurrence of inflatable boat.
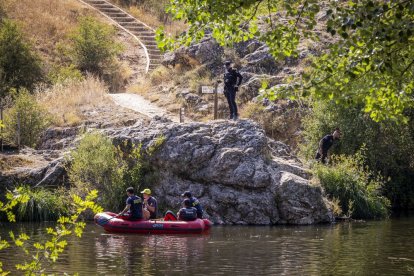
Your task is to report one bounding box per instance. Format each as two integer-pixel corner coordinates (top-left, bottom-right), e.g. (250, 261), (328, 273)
(94, 212), (212, 234)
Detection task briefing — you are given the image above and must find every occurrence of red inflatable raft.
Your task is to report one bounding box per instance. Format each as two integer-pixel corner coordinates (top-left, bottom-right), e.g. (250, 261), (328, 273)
(94, 212), (212, 234)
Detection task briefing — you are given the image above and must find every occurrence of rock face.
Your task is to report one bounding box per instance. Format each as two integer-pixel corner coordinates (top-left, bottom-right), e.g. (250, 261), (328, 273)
(105, 119), (333, 225)
(1, 118), (333, 225)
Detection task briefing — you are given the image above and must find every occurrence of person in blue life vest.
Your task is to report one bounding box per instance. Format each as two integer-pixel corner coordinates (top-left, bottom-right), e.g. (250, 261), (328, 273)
(315, 128), (341, 164)
(141, 188), (158, 220)
(181, 191), (203, 219)
(118, 187), (142, 220)
(223, 60), (243, 120)
(177, 198), (198, 221)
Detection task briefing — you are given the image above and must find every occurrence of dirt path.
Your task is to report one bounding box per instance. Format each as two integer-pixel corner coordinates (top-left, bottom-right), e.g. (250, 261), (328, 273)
(109, 93), (179, 122)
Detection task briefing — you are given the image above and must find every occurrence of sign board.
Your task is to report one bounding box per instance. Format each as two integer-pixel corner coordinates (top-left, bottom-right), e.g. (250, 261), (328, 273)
(201, 86), (224, 94)
(201, 86), (214, 94)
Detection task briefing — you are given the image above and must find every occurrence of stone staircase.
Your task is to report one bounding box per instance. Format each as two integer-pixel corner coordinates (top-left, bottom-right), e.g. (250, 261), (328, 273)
(80, 0), (163, 72)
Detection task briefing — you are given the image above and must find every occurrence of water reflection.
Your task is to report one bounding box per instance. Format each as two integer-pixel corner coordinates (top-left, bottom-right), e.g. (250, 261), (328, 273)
(0, 217), (413, 275)
(94, 233), (208, 275)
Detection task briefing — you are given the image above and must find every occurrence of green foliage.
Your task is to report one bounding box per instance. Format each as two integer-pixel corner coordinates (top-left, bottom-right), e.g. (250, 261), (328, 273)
(158, 0), (414, 122)
(301, 100), (414, 209)
(3, 89), (51, 147)
(0, 19), (43, 98)
(68, 132), (165, 211)
(0, 189), (102, 275)
(48, 64), (84, 85)
(14, 186), (70, 222)
(314, 151), (390, 219)
(68, 132), (128, 211)
(68, 16), (123, 75)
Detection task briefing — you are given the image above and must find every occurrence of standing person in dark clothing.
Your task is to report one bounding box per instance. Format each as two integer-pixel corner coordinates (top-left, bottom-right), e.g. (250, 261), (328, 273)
(177, 199), (198, 221)
(223, 60), (243, 120)
(141, 188), (158, 220)
(315, 128), (341, 164)
(181, 191), (203, 219)
(118, 187), (143, 220)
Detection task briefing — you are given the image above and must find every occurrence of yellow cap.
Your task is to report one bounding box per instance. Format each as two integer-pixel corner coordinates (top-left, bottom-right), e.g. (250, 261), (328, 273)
(140, 188), (151, 195)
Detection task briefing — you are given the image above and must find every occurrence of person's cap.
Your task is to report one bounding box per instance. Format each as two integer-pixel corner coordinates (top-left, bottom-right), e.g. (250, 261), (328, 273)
(140, 188), (151, 195)
(224, 60), (231, 66)
(181, 191), (192, 197)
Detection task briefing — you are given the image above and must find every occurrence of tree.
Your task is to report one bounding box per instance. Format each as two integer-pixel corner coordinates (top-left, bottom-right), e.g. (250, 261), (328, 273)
(69, 16), (123, 75)
(0, 19), (43, 98)
(156, 0), (414, 122)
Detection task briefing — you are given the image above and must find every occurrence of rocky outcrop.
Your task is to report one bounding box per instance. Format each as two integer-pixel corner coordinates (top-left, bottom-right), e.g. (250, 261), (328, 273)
(105, 118), (333, 225)
(1, 118), (333, 225)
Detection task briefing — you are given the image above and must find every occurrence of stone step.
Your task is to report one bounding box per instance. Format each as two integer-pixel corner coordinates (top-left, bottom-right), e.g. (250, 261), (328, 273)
(98, 7), (119, 12)
(133, 31), (155, 37)
(85, 0), (106, 4)
(106, 12), (129, 17)
(93, 4), (114, 9)
(128, 27), (152, 32)
(120, 22), (146, 28)
(147, 49), (161, 55)
(112, 17), (136, 22)
(135, 34), (156, 39)
(139, 38), (157, 43)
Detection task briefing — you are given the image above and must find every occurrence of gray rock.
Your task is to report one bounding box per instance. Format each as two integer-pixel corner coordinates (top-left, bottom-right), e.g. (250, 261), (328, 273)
(104, 119), (333, 225)
(2, 119), (333, 225)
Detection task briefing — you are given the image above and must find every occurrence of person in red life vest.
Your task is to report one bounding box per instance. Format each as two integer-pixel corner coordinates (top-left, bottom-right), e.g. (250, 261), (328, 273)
(118, 187), (143, 220)
(177, 198), (198, 221)
(141, 188), (158, 220)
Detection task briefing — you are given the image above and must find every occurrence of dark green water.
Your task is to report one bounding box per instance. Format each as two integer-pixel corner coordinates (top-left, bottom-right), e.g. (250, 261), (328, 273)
(1, 216), (414, 275)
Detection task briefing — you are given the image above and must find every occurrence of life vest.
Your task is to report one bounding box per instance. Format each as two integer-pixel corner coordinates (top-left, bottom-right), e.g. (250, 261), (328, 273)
(178, 207), (197, 221)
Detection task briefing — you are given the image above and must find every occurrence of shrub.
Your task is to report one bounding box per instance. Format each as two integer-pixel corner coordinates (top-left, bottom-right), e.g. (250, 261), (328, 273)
(313, 151), (390, 219)
(48, 64), (84, 85)
(0, 19), (43, 98)
(301, 100), (414, 209)
(14, 186), (69, 222)
(3, 89), (50, 147)
(68, 16), (123, 75)
(68, 133), (164, 211)
(68, 132), (128, 211)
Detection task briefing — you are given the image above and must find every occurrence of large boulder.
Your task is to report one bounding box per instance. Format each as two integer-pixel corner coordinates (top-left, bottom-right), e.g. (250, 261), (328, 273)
(105, 119), (333, 225)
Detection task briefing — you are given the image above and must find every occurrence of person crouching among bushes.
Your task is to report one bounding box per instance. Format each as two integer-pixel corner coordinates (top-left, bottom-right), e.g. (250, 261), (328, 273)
(177, 199), (198, 221)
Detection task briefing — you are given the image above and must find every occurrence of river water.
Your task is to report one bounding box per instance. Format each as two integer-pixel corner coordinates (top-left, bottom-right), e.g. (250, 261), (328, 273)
(1, 216), (413, 275)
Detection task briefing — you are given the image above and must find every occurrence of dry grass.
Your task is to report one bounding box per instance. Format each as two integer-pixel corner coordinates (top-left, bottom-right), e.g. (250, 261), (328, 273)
(0, 155), (33, 172)
(2, 0), (95, 64)
(36, 76), (110, 126)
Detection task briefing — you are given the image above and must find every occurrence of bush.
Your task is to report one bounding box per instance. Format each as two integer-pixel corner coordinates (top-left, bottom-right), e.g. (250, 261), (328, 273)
(48, 64), (84, 85)
(14, 186), (69, 222)
(68, 16), (123, 75)
(301, 100), (414, 209)
(68, 133), (164, 211)
(0, 19), (43, 98)
(314, 151), (390, 219)
(3, 90), (50, 147)
(68, 132), (128, 211)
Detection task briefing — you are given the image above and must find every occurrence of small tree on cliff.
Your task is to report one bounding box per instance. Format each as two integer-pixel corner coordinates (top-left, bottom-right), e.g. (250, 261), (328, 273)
(0, 19), (43, 98)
